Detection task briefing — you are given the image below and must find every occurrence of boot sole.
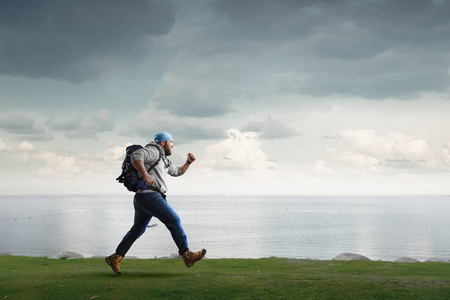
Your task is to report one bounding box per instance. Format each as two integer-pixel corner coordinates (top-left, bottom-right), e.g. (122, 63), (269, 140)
(105, 256), (122, 276)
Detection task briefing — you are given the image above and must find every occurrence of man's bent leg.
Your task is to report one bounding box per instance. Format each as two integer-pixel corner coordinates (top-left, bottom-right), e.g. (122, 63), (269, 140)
(136, 193), (206, 267)
(115, 195), (152, 257)
(135, 193), (189, 255)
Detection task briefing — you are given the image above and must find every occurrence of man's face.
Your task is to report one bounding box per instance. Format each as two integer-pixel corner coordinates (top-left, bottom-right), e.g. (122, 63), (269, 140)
(162, 140), (174, 156)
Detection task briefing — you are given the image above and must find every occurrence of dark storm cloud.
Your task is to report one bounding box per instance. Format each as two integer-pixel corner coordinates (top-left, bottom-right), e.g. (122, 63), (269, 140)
(148, 0), (450, 120)
(0, 0), (175, 82)
(204, 0), (450, 99)
(213, 0), (450, 48)
(150, 52), (239, 118)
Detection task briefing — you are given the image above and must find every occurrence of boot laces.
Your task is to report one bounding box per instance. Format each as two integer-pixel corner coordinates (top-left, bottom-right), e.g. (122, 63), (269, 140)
(183, 251), (191, 260)
(113, 254), (122, 262)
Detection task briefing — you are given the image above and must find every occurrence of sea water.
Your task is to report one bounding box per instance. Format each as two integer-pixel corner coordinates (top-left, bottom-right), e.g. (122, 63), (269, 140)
(1, 195), (449, 261)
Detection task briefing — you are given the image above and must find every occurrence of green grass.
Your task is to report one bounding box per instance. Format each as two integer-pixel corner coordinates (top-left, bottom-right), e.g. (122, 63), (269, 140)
(1, 256), (449, 299)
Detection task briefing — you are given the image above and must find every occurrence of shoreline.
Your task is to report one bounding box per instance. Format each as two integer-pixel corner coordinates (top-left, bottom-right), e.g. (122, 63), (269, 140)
(1, 251), (449, 263)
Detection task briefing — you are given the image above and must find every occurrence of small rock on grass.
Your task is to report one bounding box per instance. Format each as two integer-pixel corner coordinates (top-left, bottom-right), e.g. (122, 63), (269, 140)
(332, 253), (371, 261)
(52, 251), (84, 259)
(395, 257), (419, 263)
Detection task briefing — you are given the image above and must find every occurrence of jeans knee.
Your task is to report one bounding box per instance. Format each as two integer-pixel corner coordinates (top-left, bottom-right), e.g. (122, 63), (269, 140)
(170, 213), (181, 225)
(162, 213), (181, 228)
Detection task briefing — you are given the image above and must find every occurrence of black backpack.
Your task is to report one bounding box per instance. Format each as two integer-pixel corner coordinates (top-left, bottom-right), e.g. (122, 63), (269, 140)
(116, 144), (163, 192)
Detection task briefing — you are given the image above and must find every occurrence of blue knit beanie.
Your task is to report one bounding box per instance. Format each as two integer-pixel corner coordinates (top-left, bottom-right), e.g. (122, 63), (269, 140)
(154, 132), (173, 143)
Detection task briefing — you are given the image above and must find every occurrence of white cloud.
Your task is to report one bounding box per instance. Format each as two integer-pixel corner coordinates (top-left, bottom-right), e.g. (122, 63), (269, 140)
(325, 130), (437, 172)
(341, 130), (436, 165)
(18, 141), (34, 151)
(443, 142), (450, 166)
(34, 152), (80, 176)
(312, 160), (335, 175)
(327, 149), (383, 173)
(0, 138), (12, 151)
(15, 152), (30, 163)
(85, 141), (126, 162)
(199, 129), (276, 171)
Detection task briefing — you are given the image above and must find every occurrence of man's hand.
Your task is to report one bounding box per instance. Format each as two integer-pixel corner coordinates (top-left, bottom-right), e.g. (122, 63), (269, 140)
(143, 173), (156, 186)
(180, 153), (196, 175)
(132, 160), (155, 186)
(187, 153), (196, 164)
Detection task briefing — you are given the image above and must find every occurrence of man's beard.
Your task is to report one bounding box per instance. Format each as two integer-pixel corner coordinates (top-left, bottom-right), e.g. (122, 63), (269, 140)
(164, 144), (172, 156)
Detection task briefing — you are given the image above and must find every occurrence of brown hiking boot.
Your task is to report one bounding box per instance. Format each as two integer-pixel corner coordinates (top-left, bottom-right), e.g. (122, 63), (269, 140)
(182, 248), (206, 268)
(105, 253), (123, 276)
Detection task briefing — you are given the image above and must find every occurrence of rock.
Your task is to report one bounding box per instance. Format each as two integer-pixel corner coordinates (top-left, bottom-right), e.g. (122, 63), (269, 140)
(0, 252), (11, 256)
(53, 251), (84, 259)
(425, 258), (449, 263)
(395, 257), (419, 263)
(332, 253), (370, 261)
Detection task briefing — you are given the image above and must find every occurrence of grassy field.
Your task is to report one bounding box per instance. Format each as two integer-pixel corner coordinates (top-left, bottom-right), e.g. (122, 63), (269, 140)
(1, 255), (449, 299)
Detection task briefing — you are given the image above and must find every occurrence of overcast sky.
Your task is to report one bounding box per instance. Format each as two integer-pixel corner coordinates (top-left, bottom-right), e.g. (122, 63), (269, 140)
(1, 0), (449, 195)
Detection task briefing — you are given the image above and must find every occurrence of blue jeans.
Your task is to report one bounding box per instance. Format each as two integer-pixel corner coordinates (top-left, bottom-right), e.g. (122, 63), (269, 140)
(116, 193), (188, 257)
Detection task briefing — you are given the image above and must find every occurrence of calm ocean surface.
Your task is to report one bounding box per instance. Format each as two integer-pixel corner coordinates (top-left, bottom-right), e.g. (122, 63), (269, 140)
(1, 195), (449, 261)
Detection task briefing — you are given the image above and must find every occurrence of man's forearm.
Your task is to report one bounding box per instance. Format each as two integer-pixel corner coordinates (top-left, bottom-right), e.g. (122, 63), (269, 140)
(179, 153), (196, 175)
(132, 160), (147, 176)
(179, 161), (191, 175)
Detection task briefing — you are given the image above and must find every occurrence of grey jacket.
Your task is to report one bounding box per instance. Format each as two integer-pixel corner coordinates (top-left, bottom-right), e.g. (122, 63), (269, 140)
(130, 142), (181, 194)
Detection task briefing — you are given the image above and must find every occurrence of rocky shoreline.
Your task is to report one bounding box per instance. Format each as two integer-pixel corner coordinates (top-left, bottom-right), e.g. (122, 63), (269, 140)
(330, 252), (450, 263)
(1, 251), (449, 263)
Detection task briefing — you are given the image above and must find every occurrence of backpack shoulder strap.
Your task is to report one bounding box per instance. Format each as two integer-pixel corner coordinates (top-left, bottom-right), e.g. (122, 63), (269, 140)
(145, 143), (164, 172)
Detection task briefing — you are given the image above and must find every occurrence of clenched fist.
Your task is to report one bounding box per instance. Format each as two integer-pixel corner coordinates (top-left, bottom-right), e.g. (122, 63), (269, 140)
(187, 153), (196, 164)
